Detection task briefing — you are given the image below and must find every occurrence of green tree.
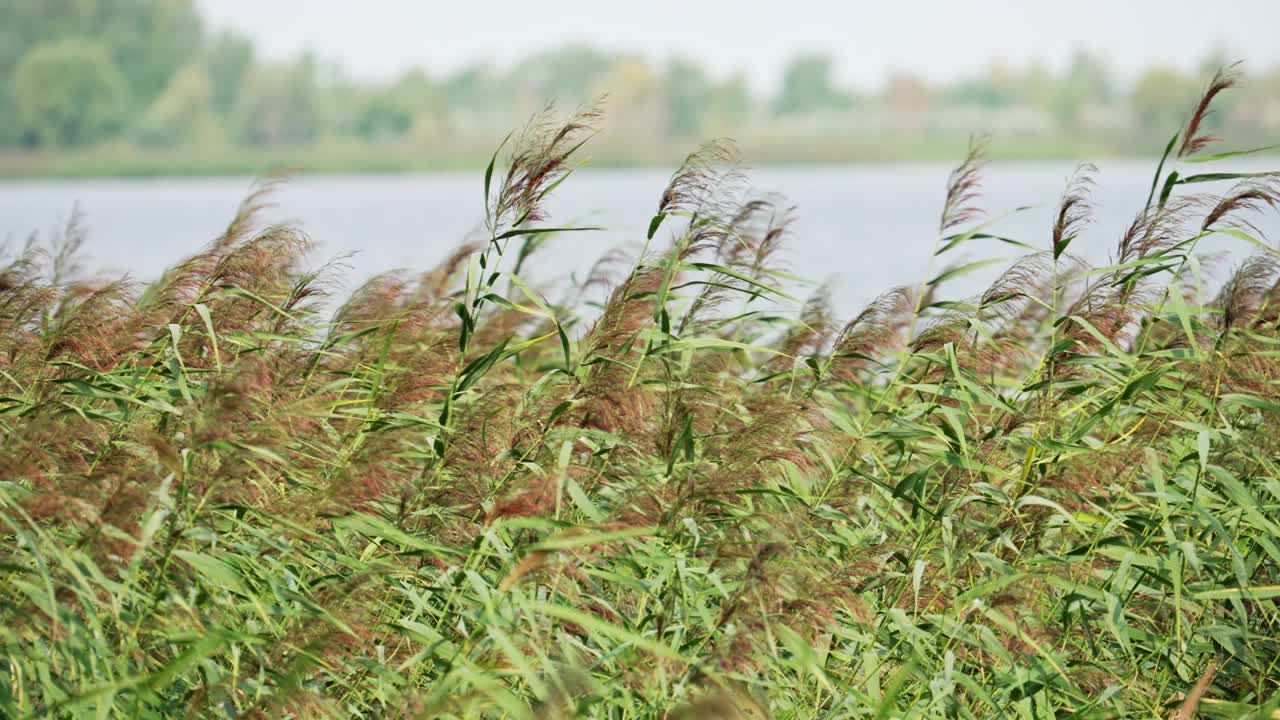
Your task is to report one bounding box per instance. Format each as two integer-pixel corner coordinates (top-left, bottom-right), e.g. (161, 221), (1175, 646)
(443, 63), (499, 112)
(135, 63), (219, 147)
(591, 57), (661, 141)
(514, 46), (613, 104)
(352, 90), (413, 140)
(96, 0), (202, 106)
(662, 58), (711, 138)
(0, 75), (15, 145)
(706, 72), (752, 132)
(1131, 67), (1198, 134)
(0, 0), (201, 108)
(393, 69), (448, 142)
(775, 54), (850, 115)
(0, 0), (98, 145)
(1052, 50), (1113, 130)
(943, 61), (1024, 109)
(393, 69), (443, 115)
(1068, 50), (1113, 101)
(237, 56), (319, 146)
(202, 30), (254, 115)
(11, 40), (129, 147)
(0, 0), (94, 76)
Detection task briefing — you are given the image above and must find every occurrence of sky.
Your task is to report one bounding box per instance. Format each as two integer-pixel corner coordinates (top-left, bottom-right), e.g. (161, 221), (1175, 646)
(195, 0), (1280, 91)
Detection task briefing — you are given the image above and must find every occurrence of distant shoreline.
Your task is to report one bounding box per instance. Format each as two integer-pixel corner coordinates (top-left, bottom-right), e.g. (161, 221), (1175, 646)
(1, 135), (1224, 180)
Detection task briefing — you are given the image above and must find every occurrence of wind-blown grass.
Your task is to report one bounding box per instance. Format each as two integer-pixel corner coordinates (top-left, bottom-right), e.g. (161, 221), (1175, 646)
(2, 75), (1280, 719)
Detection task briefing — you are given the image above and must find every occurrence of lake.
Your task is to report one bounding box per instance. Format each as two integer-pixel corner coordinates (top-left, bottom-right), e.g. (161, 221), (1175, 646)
(3, 161), (1276, 315)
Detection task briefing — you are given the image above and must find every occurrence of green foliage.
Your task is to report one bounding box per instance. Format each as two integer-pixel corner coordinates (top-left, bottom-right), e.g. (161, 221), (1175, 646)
(2, 79), (1280, 719)
(3, 0), (1280, 170)
(201, 30), (254, 115)
(663, 58), (712, 138)
(352, 91), (414, 141)
(0, 0), (201, 147)
(1052, 51), (1114, 130)
(11, 40), (129, 146)
(443, 63), (502, 113)
(1133, 68), (1202, 136)
(0, 0), (97, 77)
(514, 45), (614, 105)
(134, 63), (219, 147)
(775, 54), (853, 115)
(92, 0), (202, 106)
(706, 72), (752, 133)
(236, 55), (320, 146)
(0, 0), (201, 106)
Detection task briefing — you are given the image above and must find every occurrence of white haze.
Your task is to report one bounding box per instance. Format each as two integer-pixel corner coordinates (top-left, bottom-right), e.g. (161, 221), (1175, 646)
(196, 0), (1280, 92)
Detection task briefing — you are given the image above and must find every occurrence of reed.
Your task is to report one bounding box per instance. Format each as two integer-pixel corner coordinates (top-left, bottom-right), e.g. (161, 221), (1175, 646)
(2, 71), (1280, 718)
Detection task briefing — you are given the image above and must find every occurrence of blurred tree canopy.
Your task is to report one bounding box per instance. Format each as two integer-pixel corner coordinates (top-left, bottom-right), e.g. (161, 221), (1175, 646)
(202, 31), (254, 116)
(134, 63), (218, 147)
(1, 0), (1276, 162)
(237, 55), (320, 146)
(1, 0), (200, 146)
(775, 54), (854, 115)
(1132, 68), (1201, 135)
(663, 58), (712, 138)
(707, 72), (751, 131)
(515, 46), (613, 105)
(0, 0), (200, 105)
(11, 40), (129, 146)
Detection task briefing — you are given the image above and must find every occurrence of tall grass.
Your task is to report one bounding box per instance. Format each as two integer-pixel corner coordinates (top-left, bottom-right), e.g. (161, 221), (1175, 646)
(2, 72), (1280, 719)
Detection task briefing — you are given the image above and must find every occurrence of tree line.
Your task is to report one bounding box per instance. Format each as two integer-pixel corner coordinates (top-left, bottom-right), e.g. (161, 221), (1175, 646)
(2, 0), (1279, 158)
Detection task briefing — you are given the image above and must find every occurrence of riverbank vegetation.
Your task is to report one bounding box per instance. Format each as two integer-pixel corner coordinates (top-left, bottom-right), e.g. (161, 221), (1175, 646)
(4, 1), (1280, 177)
(2, 68), (1280, 718)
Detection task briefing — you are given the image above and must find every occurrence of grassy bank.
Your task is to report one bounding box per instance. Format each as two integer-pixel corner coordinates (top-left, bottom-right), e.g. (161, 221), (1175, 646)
(2, 72), (1280, 718)
(0, 134), (1130, 180)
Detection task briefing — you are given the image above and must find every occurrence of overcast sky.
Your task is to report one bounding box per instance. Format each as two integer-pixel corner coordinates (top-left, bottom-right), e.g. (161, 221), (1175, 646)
(196, 1), (1280, 91)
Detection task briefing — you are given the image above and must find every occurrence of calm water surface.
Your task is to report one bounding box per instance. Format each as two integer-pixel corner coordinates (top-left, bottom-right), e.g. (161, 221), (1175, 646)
(3, 162), (1276, 313)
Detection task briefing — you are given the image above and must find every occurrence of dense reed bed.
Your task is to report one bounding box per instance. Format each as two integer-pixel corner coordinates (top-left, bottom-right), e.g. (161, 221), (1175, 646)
(2, 69), (1280, 718)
